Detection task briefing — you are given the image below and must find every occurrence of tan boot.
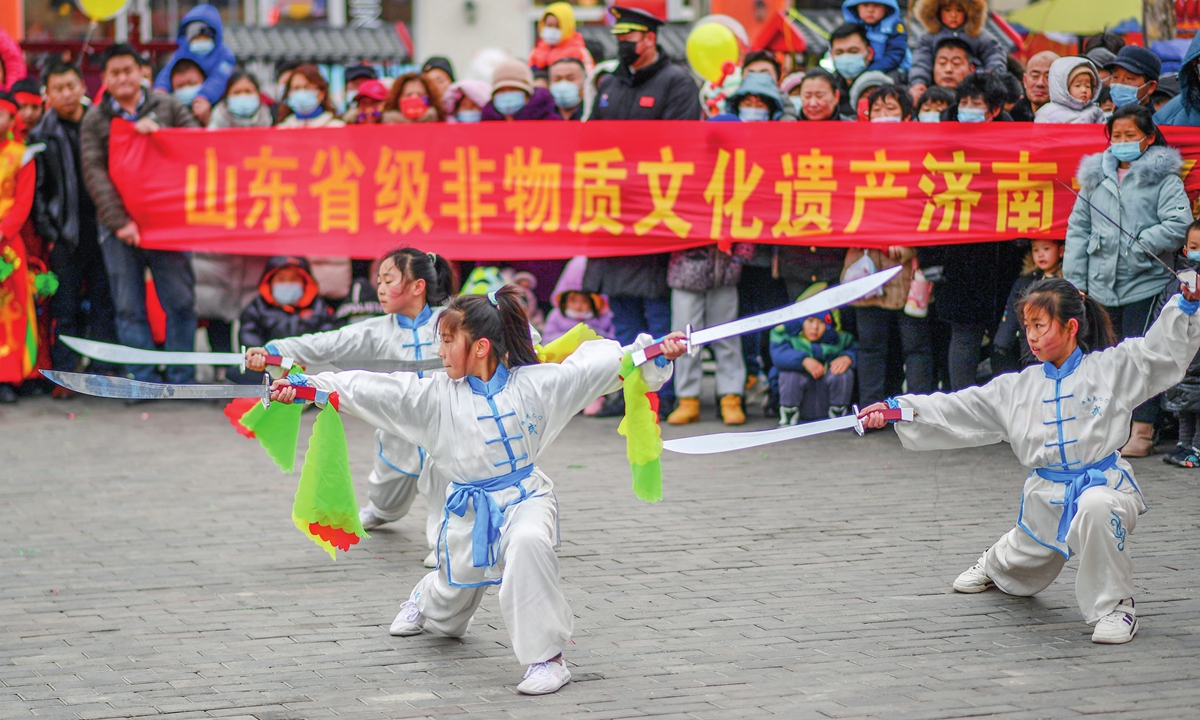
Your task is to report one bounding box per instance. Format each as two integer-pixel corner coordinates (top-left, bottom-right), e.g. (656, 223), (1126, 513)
(667, 397), (701, 425)
(720, 394), (745, 425)
(1121, 421), (1155, 458)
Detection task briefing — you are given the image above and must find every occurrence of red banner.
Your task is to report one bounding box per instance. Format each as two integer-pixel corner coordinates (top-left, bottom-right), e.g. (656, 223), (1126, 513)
(108, 121), (1200, 260)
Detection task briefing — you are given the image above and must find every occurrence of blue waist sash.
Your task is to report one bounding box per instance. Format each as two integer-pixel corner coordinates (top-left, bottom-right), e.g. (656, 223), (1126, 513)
(1035, 452), (1119, 543)
(446, 464), (534, 569)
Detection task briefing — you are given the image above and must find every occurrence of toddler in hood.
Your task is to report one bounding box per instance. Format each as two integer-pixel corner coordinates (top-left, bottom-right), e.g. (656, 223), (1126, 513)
(541, 256), (616, 343)
(1035, 56), (1106, 124)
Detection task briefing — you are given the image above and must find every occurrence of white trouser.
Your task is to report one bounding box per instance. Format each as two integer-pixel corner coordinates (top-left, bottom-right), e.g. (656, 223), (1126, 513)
(410, 494), (571, 665)
(671, 286), (746, 398)
(983, 486), (1141, 624)
(365, 431), (419, 523)
(418, 469), (448, 550)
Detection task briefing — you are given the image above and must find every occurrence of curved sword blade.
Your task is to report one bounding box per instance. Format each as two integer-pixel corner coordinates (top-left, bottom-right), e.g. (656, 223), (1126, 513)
(663, 414), (862, 455)
(40, 370), (268, 400)
(59, 336), (244, 366)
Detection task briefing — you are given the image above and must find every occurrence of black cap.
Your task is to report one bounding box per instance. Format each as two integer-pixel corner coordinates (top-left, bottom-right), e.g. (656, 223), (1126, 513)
(344, 65), (378, 83)
(421, 56), (455, 81)
(610, 5), (665, 34)
(1105, 45), (1161, 82)
(1154, 73), (1180, 99)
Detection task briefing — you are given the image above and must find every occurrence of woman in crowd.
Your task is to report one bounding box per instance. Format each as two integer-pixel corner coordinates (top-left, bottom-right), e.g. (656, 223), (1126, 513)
(791, 69), (844, 121)
(276, 64), (343, 127)
(382, 73), (445, 125)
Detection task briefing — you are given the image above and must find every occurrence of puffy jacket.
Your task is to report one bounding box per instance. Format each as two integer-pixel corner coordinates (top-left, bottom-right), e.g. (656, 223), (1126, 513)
(590, 48), (701, 120)
(769, 322), (857, 372)
(1155, 33), (1200, 127)
(239, 256), (340, 347)
(841, 248), (917, 310)
(1152, 252), (1200, 412)
(528, 3), (595, 74)
(1064, 146), (1192, 307)
(909, 0), (1006, 88)
(208, 99), (274, 129)
(541, 256), (616, 343)
(842, 0), (911, 73)
(152, 5), (237, 105)
(482, 88), (562, 121)
(667, 244), (754, 292)
(1035, 57), (1105, 124)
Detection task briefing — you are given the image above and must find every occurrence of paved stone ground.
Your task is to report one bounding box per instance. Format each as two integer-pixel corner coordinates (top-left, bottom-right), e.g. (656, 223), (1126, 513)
(4, 392), (1200, 720)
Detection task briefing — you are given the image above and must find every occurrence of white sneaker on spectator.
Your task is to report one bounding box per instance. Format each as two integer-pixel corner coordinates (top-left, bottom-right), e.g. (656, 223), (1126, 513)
(423, 550), (437, 568)
(1092, 599), (1138, 644)
(953, 554), (995, 593)
(778, 406), (799, 427)
(360, 508), (389, 531)
(516, 657), (571, 695)
(389, 600), (425, 636)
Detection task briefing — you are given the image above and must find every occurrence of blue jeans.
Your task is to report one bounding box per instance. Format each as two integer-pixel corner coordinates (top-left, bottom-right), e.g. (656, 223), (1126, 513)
(608, 295), (675, 401)
(99, 229), (197, 383)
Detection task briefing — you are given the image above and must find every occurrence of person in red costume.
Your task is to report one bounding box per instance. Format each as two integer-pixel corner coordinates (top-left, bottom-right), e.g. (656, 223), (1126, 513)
(0, 90), (38, 403)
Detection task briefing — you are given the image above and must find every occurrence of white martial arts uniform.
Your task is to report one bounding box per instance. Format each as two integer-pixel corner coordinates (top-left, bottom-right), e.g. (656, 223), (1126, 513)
(302, 335), (671, 664)
(892, 297), (1200, 623)
(267, 306), (444, 547)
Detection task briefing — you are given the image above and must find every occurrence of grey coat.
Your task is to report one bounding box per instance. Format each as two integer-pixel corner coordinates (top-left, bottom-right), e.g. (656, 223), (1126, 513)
(1064, 146), (1192, 307)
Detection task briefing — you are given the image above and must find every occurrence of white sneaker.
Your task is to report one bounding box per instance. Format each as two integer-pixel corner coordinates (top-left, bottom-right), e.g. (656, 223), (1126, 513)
(388, 600), (425, 636)
(360, 508), (389, 531)
(953, 555), (995, 593)
(1092, 599), (1138, 644)
(778, 406), (800, 427)
(423, 550), (438, 568)
(516, 658), (571, 695)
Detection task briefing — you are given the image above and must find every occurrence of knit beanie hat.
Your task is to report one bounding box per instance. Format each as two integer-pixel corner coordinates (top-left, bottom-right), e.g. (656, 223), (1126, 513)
(491, 59), (534, 95)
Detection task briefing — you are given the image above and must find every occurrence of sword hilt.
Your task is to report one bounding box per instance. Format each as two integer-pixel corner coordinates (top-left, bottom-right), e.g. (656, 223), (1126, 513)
(629, 328), (691, 367)
(855, 407), (914, 423)
(240, 345), (294, 375)
(291, 386), (340, 410)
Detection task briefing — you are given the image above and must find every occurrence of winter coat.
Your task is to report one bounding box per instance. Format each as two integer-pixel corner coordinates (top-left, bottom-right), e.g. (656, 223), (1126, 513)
(27, 110), (86, 250)
(529, 33), (595, 74)
(667, 244), (754, 293)
(590, 48), (702, 121)
(541, 256), (616, 343)
(842, 248), (917, 310)
(1155, 33), (1200, 127)
(0, 27), (27, 91)
(482, 88), (562, 121)
(276, 111), (344, 128)
(193, 253), (267, 322)
(725, 72), (787, 120)
(769, 322), (858, 373)
(80, 91), (200, 233)
(992, 268), (1058, 373)
(842, 0), (911, 74)
(207, 100), (274, 129)
(920, 241), (1023, 327)
(909, 0), (1006, 88)
(152, 5), (237, 106)
(239, 257), (339, 348)
(1034, 57), (1105, 124)
(1151, 252), (1200, 412)
(1065, 146), (1192, 307)
(581, 253), (670, 299)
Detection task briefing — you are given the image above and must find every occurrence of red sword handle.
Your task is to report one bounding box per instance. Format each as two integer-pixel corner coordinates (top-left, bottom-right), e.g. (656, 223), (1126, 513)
(856, 407), (909, 422)
(284, 386), (340, 411)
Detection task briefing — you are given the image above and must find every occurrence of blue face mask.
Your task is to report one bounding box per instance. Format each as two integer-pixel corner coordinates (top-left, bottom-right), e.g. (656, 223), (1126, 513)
(918, 111), (941, 123)
(173, 84), (201, 106)
(456, 109), (482, 123)
(227, 93), (260, 117)
(957, 107), (987, 123)
(286, 89), (321, 116)
(739, 106), (770, 122)
(271, 281), (305, 307)
(833, 53), (867, 79)
(1187, 250), (1200, 263)
(549, 80), (581, 109)
(493, 89), (528, 117)
(1111, 140), (1145, 163)
(1108, 82), (1142, 108)
(188, 37), (215, 56)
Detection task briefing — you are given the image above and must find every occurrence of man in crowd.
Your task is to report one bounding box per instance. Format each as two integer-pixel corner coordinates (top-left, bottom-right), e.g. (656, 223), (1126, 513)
(931, 38), (975, 91)
(548, 57), (586, 120)
(1009, 50), (1058, 121)
(29, 60), (118, 386)
(81, 44), (200, 387)
(828, 23), (875, 118)
(951, 72), (1010, 122)
(1105, 45), (1160, 108)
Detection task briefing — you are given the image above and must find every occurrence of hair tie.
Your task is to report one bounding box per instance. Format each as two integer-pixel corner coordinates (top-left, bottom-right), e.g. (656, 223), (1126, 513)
(427, 252), (437, 263)
(487, 290), (499, 307)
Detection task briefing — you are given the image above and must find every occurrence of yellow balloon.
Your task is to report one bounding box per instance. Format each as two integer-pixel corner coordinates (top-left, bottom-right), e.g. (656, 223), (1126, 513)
(77, 0), (130, 22)
(686, 22), (740, 84)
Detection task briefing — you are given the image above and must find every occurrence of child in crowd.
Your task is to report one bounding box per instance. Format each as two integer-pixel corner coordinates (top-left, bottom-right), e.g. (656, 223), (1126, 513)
(1155, 220), (1200, 468)
(169, 58), (210, 125)
(841, 0), (910, 75)
(10, 78), (43, 142)
(238, 256), (338, 351)
(916, 85), (955, 121)
(771, 311), (857, 425)
(992, 239), (1065, 373)
(1036, 57), (1105, 124)
(442, 80), (491, 124)
(528, 2), (595, 73)
(542, 257), (615, 343)
(909, 0), (1008, 99)
(868, 84), (913, 121)
(269, 287), (684, 695)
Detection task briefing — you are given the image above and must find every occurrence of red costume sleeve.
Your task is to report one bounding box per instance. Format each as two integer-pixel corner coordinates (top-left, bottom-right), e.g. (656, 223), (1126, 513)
(0, 161), (34, 240)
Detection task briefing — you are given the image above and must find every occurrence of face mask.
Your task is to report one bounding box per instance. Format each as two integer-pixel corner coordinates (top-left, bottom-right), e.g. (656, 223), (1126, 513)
(550, 80), (581, 109)
(739, 106), (770, 122)
(871, 115), (902, 122)
(1103, 110), (1114, 120)
(1109, 82), (1142, 108)
(493, 89), (527, 116)
(173, 84), (201, 106)
(957, 107), (987, 123)
(286, 89), (321, 116)
(400, 95), (428, 119)
(618, 40), (641, 67)
(833, 53), (867, 78)
(188, 37), (215, 56)
(1187, 250), (1200, 262)
(789, 95), (803, 113)
(1111, 140), (1145, 162)
(226, 93), (260, 117)
(564, 308), (594, 321)
(918, 111), (941, 122)
(456, 108), (482, 123)
(540, 27), (562, 46)
(272, 281), (304, 307)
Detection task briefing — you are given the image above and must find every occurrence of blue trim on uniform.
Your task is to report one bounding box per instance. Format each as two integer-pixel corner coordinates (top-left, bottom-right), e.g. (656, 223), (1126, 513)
(885, 397), (900, 410)
(376, 435), (420, 478)
(442, 464), (535, 587)
(1036, 452), (1122, 544)
(265, 342), (281, 355)
(1040, 374), (1078, 471)
(1179, 295), (1200, 316)
(467, 362), (510, 397)
(1017, 492), (1071, 559)
(1042, 347), (1083, 380)
(397, 305), (435, 378)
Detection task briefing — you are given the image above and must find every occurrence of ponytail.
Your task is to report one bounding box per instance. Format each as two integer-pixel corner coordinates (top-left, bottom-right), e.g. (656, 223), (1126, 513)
(381, 247), (457, 306)
(1016, 278), (1117, 353)
(439, 285), (540, 368)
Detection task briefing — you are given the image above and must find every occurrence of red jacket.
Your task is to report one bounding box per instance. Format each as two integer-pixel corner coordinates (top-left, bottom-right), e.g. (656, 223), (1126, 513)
(528, 33), (594, 73)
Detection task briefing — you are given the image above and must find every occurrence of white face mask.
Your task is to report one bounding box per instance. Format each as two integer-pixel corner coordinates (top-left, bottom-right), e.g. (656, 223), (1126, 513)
(870, 115), (902, 122)
(272, 281), (305, 306)
(918, 111), (941, 123)
(564, 308), (594, 320)
(541, 27), (562, 46)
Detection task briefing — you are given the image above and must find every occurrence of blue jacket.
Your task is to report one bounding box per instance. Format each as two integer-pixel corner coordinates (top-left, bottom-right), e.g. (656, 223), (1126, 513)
(769, 322), (857, 373)
(842, 0), (911, 73)
(152, 5), (237, 105)
(1155, 33), (1200, 127)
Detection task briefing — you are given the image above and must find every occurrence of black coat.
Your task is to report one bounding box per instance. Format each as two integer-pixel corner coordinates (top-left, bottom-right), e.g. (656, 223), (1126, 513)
(922, 241), (1023, 327)
(28, 110), (91, 250)
(992, 268), (1052, 373)
(590, 49), (701, 120)
(582, 253), (670, 299)
(239, 296), (340, 349)
(1153, 254), (1200, 413)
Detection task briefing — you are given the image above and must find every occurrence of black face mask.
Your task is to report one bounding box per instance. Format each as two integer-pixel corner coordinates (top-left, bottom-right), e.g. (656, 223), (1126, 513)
(618, 40), (641, 67)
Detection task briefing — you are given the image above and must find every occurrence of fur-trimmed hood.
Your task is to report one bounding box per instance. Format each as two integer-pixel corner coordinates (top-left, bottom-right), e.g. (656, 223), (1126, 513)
(914, 0), (988, 36)
(1076, 145), (1183, 193)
